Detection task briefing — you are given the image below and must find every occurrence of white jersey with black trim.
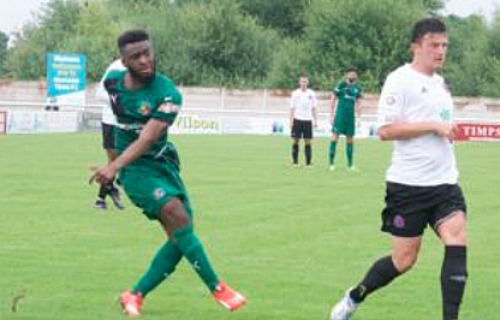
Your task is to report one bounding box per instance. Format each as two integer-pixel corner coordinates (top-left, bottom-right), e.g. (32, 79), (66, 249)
(377, 64), (458, 186)
(290, 88), (317, 121)
(95, 59), (126, 125)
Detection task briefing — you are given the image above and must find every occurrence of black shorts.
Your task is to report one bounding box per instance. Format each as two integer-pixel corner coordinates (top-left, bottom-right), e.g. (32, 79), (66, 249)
(381, 182), (467, 237)
(101, 123), (115, 150)
(291, 119), (313, 139)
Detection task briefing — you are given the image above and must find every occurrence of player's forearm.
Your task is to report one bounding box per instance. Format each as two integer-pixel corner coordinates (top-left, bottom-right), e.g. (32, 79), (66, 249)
(378, 121), (441, 141)
(112, 139), (154, 171)
(113, 120), (167, 170)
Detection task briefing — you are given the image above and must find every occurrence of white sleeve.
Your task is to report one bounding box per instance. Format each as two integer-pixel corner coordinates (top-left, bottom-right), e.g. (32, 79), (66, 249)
(95, 60), (126, 102)
(96, 60), (126, 125)
(95, 78), (108, 102)
(377, 75), (404, 126)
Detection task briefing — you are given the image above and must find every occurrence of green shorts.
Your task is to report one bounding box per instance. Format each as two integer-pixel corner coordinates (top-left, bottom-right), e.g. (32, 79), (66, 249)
(332, 117), (355, 137)
(119, 159), (193, 220)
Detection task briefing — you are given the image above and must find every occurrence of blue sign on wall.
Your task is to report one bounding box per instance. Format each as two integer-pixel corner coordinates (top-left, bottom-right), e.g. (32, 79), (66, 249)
(46, 53), (86, 109)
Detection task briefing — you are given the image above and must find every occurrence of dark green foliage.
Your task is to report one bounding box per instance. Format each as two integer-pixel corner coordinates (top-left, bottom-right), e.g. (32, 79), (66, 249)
(3, 0), (500, 96)
(238, 0), (308, 38)
(6, 0), (82, 80)
(444, 14), (500, 97)
(120, 0), (278, 87)
(269, 0), (424, 91)
(422, 0), (446, 13)
(0, 31), (8, 77)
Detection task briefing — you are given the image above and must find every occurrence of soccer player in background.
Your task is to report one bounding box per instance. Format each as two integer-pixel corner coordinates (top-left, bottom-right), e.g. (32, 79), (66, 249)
(289, 75), (318, 167)
(90, 29), (245, 316)
(93, 59), (126, 211)
(329, 18), (468, 320)
(328, 67), (362, 171)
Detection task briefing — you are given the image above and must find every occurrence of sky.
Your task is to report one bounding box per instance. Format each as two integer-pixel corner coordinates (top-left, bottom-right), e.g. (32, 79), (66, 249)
(0, 0), (499, 36)
(0, 0), (49, 35)
(445, 0), (500, 19)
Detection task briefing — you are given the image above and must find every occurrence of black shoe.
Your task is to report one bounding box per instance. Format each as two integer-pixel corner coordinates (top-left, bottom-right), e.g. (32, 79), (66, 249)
(94, 199), (107, 210)
(108, 186), (125, 210)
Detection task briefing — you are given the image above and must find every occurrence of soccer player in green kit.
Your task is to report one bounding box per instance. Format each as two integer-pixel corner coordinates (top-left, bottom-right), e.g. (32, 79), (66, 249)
(328, 67), (363, 171)
(89, 30), (245, 316)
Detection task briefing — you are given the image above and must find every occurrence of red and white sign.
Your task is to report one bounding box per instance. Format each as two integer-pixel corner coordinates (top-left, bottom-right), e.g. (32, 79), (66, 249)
(456, 123), (500, 141)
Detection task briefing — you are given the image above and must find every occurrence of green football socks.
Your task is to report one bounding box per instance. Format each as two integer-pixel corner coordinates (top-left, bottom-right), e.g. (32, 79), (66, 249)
(133, 240), (183, 296)
(347, 143), (354, 167)
(329, 141), (337, 165)
(173, 226), (219, 291)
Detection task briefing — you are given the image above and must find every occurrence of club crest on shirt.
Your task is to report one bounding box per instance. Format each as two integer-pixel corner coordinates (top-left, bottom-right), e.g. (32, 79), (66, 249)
(440, 109), (451, 121)
(385, 94), (397, 106)
(138, 101), (152, 116)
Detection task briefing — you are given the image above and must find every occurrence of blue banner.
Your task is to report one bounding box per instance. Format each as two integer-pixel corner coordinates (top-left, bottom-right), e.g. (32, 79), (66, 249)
(46, 53), (86, 109)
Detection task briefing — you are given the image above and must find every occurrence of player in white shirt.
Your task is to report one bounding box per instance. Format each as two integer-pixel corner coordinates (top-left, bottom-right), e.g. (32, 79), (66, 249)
(93, 59), (127, 210)
(289, 75), (318, 167)
(330, 18), (467, 320)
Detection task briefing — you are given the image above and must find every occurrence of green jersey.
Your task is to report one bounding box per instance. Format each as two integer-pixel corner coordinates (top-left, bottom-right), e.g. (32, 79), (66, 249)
(333, 80), (362, 119)
(332, 80), (362, 136)
(104, 70), (187, 219)
(103, 70), (182, 166)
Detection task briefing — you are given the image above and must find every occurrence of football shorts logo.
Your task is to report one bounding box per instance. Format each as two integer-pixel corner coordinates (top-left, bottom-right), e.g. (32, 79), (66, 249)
(158, 102), (179, 114)
(393, 215), (405, 229)
(153, 188), (166, 200)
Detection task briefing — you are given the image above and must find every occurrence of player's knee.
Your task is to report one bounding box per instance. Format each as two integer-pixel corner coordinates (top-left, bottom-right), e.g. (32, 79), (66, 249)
(438, 211), (467, 245)
(393, 252), (418, 273)
(161, 198), (191, 228)
(163, 197), (181, 211)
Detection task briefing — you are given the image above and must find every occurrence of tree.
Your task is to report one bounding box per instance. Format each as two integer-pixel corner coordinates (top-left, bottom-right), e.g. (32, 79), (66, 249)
(444, 15), (490, 96)
(486, 13), (500, 57)
(269, 0), (426, 90)
(59, 0), (123, 81)
(0, 31), (8, 78)
(143, 0), (278, 86)
(422, 0), (446, 13)
(186, 0), (278, 85)
(268, 39), (308, 89)
(238, 0), (309, 38)
(6, 0), (82, 79)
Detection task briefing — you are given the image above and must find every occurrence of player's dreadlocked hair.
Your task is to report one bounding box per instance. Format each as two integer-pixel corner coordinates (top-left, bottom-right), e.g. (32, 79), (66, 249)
(411, 18), (446, 43)
(117, 29), (150, 51)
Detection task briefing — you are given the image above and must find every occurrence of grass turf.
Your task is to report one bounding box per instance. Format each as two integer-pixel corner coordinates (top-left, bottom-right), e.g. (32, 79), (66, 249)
(0, 133), (498, 319)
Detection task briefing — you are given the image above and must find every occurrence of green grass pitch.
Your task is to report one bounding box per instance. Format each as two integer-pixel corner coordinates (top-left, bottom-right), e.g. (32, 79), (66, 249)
(0, 133), (498, 319)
